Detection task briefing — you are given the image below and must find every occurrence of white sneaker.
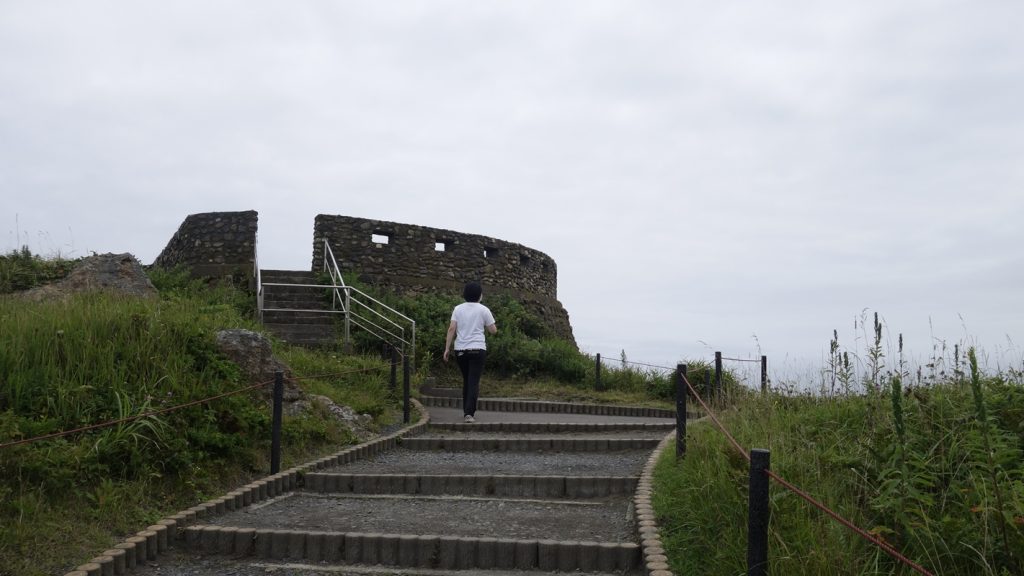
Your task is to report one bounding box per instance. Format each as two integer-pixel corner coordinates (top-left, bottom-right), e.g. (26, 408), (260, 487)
(464, 414), (475, 423)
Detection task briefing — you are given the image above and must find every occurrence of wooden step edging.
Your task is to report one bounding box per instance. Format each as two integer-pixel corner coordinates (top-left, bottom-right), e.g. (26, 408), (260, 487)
(62, 400), (431, 576)
(180, 525), (642, 572)
(305, 473), (639, 498)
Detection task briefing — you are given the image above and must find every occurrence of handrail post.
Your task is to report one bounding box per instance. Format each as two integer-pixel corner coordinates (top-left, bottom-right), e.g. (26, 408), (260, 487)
(715, 351), (723, 403)
(748, 448), (770, 576)
(675, 364), (687, 459)
(595, 353), (602, 391)
(271, 370), (284, 474)
(403, 319), (411, 368)
(761, 355), (768, 394)
(390, 346), (399, 392)
(343, 287), (352, 353)
(402, 353), (411, 424)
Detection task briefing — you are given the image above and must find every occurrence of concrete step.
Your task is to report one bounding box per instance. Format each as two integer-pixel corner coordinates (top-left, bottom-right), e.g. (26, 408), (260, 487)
(261, 311), (337, 324)
(181, 521), (641, 572)
(427, 421), (676, 434)
(260, 269), (319, 283)
(262, 291), (333, 304)
(132, 550), (633, 576)
(263, 324), (337, 347)
(400, 436), (661, 451)
(304, 473), (638, 498)
(320, 448), (651, 477)
(420, 396), (677, 418)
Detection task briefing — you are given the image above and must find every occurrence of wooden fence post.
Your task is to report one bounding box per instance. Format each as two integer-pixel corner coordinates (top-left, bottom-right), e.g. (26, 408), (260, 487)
(748, 448), (771, 576)
(715, 351), (723, 402)
(676, 364), (687, 459)
(271, 370), (283, 474)
(761, 355), (768, 394)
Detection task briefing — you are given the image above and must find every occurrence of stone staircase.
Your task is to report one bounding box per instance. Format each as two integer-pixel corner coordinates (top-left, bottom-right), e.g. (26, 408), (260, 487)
(109, 396), (679, 576)
(260, 270), (339, 347)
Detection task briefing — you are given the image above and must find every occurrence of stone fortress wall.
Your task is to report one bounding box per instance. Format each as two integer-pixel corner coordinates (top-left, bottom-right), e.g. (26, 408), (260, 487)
(153, 211), (574, 343)
(312, 214), (573, 343)
(152, 210), (259, 280)
(312, 215), (557, 298)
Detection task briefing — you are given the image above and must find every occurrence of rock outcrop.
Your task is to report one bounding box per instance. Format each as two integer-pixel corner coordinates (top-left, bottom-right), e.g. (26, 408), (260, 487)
(19, 253), (158, 301)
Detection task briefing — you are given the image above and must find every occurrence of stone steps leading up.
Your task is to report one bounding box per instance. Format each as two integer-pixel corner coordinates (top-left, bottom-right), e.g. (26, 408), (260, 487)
(95, 399), (677, 576)
(259, 269), (339, 347)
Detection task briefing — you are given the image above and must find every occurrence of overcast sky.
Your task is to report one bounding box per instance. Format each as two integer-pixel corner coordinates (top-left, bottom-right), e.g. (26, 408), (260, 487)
(3, 1), (1022, 386)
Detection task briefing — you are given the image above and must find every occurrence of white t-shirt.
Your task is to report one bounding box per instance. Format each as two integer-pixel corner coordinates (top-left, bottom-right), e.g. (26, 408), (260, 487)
(451, 302), (496, 350)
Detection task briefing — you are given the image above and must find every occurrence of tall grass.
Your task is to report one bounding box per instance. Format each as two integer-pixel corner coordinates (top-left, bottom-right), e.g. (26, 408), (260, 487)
(653, 339), (1024, 575)
(0, 260), (397, 576)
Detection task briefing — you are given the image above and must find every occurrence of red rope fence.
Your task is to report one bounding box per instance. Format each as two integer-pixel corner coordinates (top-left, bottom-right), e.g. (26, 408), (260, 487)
(0, 365), (389, 451)
(680, 372), (935, 576)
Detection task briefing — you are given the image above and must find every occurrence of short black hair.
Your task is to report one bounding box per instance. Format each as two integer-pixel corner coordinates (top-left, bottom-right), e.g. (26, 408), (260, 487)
(462, 282), (483, 302)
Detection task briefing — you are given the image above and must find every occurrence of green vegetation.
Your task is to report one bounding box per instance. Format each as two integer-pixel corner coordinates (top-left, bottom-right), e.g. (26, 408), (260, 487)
(0, 255), (397, 576)
(341, 278), (698, 404)
(0, 246), (79, 293)
(654, 343), (1024, 575)
(8, 251), (1020, 576)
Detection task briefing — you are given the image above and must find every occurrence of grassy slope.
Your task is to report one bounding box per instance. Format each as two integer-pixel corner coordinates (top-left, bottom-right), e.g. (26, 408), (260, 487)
(0, 264), (400, 576)
(653, 375), (1024, 575)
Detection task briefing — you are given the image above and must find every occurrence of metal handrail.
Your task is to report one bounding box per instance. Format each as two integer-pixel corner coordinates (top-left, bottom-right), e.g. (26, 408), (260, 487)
(254, 241), (417, 363)
(323, 240), (347, 313)
(254, 233), (263, 323)
(320, 240), (416, 363)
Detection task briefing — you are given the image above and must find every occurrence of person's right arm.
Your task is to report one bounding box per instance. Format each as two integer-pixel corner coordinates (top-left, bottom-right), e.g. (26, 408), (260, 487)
(443, 320), (457, 362)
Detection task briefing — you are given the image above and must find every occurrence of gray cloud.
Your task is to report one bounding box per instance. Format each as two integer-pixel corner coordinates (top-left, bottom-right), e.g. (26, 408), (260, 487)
(3, 1), (1022, 381)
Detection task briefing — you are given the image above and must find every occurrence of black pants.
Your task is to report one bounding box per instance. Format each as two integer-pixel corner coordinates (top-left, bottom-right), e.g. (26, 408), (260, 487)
(456, 349), (486, 416)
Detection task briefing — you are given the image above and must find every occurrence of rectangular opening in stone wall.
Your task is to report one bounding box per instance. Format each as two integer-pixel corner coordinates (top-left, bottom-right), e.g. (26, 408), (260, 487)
(519, 254), (531, 265)
(372, 232), (391, 245)
(435, 240), (448, 252)
(484, 247), (499, 258)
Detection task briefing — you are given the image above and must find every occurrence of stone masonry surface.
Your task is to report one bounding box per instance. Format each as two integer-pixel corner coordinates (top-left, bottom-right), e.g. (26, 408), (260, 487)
(152, 210), (258, 279)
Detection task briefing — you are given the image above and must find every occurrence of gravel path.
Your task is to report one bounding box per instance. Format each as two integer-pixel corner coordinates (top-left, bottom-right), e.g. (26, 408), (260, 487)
(323, 448), (649, 476)
(207, 493), (635, 542)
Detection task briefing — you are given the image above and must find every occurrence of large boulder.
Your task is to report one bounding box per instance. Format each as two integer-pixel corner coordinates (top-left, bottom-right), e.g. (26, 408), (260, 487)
(214, 329), (300, 400)
(214, 328), (374, 438)
(20, 253), (158, 301)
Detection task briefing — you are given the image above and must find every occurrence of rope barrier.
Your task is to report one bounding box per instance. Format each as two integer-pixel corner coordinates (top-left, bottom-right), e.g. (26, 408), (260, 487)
(764, 470), (934, 576)
(287, 365), (391, 382)
(0, 379), (271, 451)
(720, 356), (761, 363)
(679, 373), (935, 576)
(590, 352), (676, 373)
(0, 362), (398, 451)
(682, 375), (751, 463)
(617, 359), (676, 372)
